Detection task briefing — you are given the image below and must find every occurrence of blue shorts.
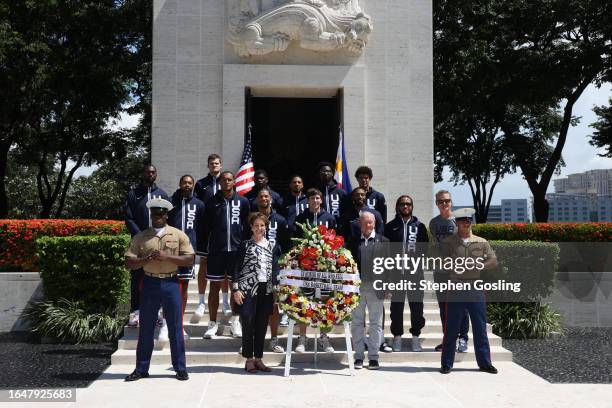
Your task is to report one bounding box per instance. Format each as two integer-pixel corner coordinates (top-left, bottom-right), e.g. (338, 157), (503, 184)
(206, 252), (236, 282)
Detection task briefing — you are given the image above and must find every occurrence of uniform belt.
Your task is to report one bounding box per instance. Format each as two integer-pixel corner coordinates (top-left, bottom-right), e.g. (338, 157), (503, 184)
(144, 271), (177, 278)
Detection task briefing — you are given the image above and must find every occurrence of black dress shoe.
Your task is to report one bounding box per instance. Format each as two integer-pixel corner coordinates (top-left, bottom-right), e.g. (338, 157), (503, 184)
(439, 366), (451, 374)
(176, 370), (189, 381)
(354, 359), (364, 369)
(125, 370), (149, 382)
(434, 344), (443, 352)
(367, 360), (380, 370)
(479, 365), (498, 374)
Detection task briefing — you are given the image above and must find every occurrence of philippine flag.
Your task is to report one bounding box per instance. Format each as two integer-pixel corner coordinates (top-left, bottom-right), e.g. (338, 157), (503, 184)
(334, 127), (352, 192)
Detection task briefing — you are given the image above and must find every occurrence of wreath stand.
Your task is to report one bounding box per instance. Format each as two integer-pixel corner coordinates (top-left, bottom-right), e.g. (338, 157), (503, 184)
(283, 318), (355, 377)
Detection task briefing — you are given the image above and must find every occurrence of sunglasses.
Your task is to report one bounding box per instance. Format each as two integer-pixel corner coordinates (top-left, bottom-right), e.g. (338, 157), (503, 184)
(436, 199), (452, 205)
(150, 209), (167, 216)
(399, 202), (413, 207)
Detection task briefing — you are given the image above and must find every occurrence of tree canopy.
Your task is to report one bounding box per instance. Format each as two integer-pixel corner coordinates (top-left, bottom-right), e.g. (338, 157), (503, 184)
(434, 0), (612, 222)
(0, 0), (151, 218)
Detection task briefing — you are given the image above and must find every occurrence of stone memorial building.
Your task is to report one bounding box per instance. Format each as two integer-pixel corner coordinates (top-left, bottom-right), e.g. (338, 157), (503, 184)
(152, 0), (433, 219)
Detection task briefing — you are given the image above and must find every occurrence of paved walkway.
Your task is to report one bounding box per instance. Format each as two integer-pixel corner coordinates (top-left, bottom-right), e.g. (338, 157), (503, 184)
(9, 361), (611, 408)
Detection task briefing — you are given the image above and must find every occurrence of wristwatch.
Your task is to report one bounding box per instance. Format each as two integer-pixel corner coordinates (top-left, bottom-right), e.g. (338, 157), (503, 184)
(231, 282), (239, 293)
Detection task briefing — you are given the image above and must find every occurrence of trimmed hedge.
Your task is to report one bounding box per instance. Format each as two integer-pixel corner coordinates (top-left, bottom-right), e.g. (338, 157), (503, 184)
(36, 234), (131, 313)
(0, 219), (125, 271)
(487, 241), (562, 338)
(473, 222), (612, 242)
(488, 240), (560, 301)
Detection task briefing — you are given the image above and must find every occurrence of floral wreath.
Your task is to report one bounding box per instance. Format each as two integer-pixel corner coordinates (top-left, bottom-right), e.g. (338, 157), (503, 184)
(277, 222), (360, 329)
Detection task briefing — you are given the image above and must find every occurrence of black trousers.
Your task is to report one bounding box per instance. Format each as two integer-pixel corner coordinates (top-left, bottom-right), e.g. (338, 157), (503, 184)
(241, 284), (273, 359)
(130, 268), (144, 312)
(390, 301), (425, 337)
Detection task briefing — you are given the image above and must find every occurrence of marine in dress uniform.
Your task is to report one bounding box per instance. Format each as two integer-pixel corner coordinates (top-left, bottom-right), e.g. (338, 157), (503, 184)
(439, 208), (498, 375)
(124, 198), (195, 382)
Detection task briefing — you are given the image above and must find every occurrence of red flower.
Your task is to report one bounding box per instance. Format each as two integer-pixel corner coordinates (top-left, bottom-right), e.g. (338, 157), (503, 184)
(300, 258), (315, 270)
(329, 236), (344, 250)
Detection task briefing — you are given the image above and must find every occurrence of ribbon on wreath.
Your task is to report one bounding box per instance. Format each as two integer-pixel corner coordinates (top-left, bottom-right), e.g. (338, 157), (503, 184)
(279, 269), (361, 293)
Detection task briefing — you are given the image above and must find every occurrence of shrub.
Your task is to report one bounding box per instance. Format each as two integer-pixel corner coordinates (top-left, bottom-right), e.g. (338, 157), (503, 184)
(488, 241), (560, 302)
(488, 302), (563, 339)
(484, 241), (562, 339)
(473, 222), (612, 242)
(36, 235), (131, 313)
(0, 219), (126, 271)
(23, 299), (126, 343)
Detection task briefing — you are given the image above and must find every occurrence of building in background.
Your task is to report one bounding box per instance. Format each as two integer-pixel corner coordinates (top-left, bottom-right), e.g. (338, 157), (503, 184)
(547, 169), (612, 222)
(452, 198), (530, 223)
(546, 193), (612, 222)
(554, 169), (612, 195)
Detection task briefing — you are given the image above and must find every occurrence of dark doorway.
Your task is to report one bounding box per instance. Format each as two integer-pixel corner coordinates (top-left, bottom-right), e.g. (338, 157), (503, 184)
(247, 89), (342, 195)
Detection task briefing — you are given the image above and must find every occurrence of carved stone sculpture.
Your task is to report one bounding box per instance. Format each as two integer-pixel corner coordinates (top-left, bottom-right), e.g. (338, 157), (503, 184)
(227, 0), (373, 57)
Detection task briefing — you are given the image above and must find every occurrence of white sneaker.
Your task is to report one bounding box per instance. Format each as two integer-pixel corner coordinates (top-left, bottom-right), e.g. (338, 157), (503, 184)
(392, 336), (402, 352)
(156, 310), (164, 326)
(204, 321), (218, 339)
(280, 314), (289, 327)
(319, 334), (334, 353)
(411, 335), (422, 352)
(230, 319), (242, 338)
(269, 337), (284, 353)
(295, 335), (307, 353)
(194, 303), (206, 317)
(158, 321), (169, 341)
(457, 338), (468, 353)
(183, 329), (190, 340)
(128, 310), (139, 327)
(223, 302), (232, 317)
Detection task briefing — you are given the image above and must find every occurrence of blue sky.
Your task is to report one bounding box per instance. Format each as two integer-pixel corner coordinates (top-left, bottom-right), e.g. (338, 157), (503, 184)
(436, 83), (612, 206)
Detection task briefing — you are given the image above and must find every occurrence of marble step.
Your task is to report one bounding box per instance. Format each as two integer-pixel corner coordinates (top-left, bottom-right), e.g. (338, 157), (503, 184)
(110, 346), (512, 365)
(117, 331), (502, 351)
(122, 320), (493, 337)
(185, 292), (441, 302)
(180, 307), (444, 321)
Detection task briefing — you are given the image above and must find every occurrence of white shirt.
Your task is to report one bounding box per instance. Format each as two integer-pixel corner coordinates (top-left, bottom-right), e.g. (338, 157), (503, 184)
(255, 238), (269, 282)
(360, 230), (376, 246)
(154, 227), (166, 237)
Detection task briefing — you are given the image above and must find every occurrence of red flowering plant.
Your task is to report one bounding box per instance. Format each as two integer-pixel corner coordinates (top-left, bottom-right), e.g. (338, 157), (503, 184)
(277, 222), (360, 329)
(0, 219), (126, 272)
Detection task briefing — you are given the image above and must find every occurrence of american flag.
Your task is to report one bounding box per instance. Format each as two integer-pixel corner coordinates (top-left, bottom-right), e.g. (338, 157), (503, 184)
(235, 123), (255, 195)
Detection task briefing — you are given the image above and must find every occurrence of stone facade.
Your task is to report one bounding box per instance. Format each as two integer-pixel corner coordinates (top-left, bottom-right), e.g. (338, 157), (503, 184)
(152, 0), (433, 221)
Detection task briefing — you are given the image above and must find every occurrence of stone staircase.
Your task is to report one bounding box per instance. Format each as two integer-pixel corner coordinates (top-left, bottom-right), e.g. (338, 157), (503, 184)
(111, 281), (513, 366)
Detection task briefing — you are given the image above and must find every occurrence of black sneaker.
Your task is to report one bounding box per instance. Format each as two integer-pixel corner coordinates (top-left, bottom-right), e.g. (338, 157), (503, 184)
(176, 370), (189, 381)
(439, 366), (451, 374)
(125, 370), (149, 382)
(434, 343), (443, 352)
(354, 359), (364, 369)
(379, 342), (392, 353)
(479, 365), (498, 374)
(367, 360), (380, 370)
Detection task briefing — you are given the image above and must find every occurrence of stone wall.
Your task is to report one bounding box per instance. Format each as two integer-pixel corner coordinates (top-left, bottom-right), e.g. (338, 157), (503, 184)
(152, 0), (433, 222)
